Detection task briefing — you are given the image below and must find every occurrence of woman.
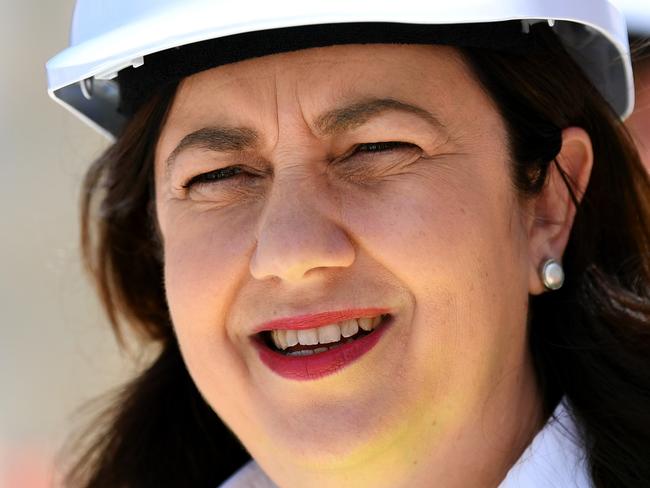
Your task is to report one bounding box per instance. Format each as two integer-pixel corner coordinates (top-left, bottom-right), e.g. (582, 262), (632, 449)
(46, 1), (650, 487)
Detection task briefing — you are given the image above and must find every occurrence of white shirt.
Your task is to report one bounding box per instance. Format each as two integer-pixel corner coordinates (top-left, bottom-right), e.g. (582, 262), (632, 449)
(219, 397), (590, 488)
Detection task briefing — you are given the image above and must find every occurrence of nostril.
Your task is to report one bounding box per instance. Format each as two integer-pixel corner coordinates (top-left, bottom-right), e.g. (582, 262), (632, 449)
(249, 218), (357, 283)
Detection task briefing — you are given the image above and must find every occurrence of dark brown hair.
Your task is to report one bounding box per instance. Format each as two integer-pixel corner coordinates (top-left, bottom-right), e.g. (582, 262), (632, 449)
(65, 25), (650, 487)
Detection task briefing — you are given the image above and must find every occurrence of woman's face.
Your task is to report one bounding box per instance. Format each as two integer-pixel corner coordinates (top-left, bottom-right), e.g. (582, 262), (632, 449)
(154, 45), (543, 487)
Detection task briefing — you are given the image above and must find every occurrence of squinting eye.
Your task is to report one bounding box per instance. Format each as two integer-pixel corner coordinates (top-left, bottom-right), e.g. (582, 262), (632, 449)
(182, 166), (246, 189)
(180, 142), (418, 190)
(354, 141), (417, 153)
(335, 141), (422, 183)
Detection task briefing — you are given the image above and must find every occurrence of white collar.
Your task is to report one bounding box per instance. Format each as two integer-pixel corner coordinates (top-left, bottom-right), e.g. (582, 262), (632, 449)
(220, 397), (589, 488)
(498, 397), (590, 487)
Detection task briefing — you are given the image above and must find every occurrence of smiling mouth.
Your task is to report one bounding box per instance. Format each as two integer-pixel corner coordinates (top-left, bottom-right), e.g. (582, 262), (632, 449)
(258, 314), (391, 356)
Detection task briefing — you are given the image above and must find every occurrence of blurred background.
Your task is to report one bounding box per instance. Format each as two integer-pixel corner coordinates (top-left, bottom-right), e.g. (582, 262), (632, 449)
(1, 1), (132, 486)
(1, 1), (648, 487)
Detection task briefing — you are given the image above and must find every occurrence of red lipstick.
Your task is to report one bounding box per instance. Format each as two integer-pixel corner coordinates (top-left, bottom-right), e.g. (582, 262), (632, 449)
(253, 307), (391, 333)
(253, 311), (394, 381)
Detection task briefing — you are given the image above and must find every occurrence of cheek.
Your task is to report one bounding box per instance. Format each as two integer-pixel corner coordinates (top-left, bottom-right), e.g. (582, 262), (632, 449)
(164, 211), (249, 324)
(343, 160), (527, 299)
(341, 161), (530, 398)
(161, 204), (258, 394)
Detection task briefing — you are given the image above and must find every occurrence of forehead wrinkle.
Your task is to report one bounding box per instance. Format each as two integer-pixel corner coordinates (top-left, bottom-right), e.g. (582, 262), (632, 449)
(314, 97), (447, 137)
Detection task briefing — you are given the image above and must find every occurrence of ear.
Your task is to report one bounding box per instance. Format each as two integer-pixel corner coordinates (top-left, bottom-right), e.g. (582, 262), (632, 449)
(527, 127), (594, 295)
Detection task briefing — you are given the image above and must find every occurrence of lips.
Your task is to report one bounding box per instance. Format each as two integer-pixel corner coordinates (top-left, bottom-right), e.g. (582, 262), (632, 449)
(253, 312), (394, 381)
(252, 308), (392, 333)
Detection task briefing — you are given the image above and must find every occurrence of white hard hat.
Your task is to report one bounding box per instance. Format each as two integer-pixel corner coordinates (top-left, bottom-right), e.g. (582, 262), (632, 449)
(617, 0), (650, 34)
(46, 0), (635, 139)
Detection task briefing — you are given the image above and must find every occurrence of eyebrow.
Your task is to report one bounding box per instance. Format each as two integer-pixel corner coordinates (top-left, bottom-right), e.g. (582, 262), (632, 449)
(314, 97), (446, 135)
(165, 97), (445, 172)
(165, 127), (258, 172)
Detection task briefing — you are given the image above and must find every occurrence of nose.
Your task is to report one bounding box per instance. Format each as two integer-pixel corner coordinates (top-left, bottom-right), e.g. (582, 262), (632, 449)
(249, 175), (356, 283)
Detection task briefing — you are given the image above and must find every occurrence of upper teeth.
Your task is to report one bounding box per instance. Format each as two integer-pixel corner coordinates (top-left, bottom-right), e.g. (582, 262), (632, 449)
(270, 315), (383, 350)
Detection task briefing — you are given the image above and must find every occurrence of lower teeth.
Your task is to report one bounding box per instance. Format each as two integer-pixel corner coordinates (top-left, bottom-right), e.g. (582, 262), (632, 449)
(284, 338), (354, 356)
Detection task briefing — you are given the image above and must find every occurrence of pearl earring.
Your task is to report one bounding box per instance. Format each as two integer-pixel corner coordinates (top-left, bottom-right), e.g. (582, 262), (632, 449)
(541, 258), (565, 291)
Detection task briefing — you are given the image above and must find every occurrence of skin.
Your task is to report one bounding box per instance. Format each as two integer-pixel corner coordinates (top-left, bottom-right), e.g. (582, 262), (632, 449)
(153, 44), (593, 487)
(627, 58), (650, 171)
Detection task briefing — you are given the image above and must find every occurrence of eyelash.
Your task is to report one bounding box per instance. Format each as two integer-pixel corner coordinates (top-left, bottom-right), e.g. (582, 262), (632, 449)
(182, 166), (245, 189)
(354, 141), (414, 153)
(181, 141), (417, 189)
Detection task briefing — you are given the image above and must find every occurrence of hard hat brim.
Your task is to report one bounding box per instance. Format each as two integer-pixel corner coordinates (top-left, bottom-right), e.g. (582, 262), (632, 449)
(46, 0), (635, 138)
